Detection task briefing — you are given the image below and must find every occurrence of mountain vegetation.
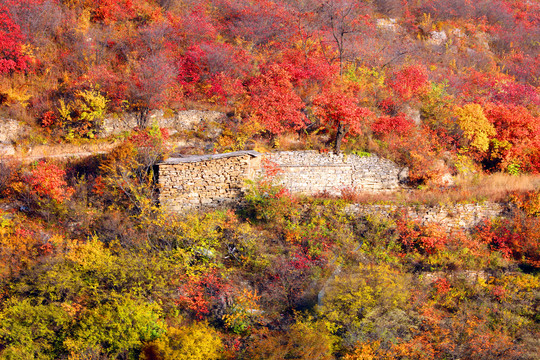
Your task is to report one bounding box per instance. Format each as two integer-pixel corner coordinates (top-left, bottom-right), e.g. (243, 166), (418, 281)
(0, 0), (539, 359)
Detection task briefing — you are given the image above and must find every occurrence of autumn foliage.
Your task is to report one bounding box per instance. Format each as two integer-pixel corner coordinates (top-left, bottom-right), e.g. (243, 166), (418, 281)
(0, 0), (537, 176)
(386, 65), (429, 102)
(0, 6), (28, 74)
(313, 85), (374, 152)
(248, 64), (308, 135)
(22, 160), (74, 203)
(1, 0), (540, 358)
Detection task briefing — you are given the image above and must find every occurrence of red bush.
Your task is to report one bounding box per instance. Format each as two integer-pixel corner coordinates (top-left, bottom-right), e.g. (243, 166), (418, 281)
(386, 65), (429, 102)
(371, 113), (415, 136)
(474, 214), (540, 267)
(0, 6), (29, 74)
(23, 161), (74, 203)
(248, 64), (308, 134)
(396, 215), (448, 255)
(484, 102), (540, 172)
(177, 270), (230, 320)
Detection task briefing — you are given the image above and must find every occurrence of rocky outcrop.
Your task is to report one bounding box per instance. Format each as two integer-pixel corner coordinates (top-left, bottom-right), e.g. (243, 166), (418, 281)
(100, 110), (225, 138)
(0, 118), (28, 144)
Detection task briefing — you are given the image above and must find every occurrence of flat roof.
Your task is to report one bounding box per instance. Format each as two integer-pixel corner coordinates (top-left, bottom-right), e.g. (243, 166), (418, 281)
(158, 150), (261, 165)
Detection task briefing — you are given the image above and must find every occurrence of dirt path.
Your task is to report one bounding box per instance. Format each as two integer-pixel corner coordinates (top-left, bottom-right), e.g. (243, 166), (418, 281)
(1, 141), (120, 162)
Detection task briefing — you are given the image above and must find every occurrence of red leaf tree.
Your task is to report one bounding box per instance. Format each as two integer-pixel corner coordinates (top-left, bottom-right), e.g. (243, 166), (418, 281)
(248, 64), (308, 135)
(0, 6), (29, 74)
(23, 161), (74, 203)
(317, 0), (374, 74)
(484, 102), (540, 172)
(371, 113), (415, 136)
(386, 64), (429, 102)
(313, 85), (374, 153)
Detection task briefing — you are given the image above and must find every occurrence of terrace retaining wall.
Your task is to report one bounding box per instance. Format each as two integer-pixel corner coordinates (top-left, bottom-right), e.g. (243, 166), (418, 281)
(158, 150), (508, 230)
(158, 150), (406, 211)
(346, 202), (508, 232)
(262, 151), (408, 195)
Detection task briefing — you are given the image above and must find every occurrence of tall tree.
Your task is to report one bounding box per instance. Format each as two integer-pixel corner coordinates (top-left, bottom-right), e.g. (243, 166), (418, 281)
(248, 64), (308, 135)
(313, 84), (373, 153)
(128, 23), (177, 127)
(317, 0), (373, 75)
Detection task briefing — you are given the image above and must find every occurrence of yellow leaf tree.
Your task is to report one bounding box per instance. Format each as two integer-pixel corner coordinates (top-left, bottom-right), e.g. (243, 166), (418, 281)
(455, 103), (496, 152)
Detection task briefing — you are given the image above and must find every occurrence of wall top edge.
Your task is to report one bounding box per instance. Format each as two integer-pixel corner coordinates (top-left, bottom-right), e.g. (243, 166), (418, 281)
(159, 150), (261, 165)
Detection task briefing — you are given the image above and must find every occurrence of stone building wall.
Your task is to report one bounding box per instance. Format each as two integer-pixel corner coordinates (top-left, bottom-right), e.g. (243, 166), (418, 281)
(158, 151), (260, 212)
(261, 151), (408, 195)
(346, 202), (508, 232)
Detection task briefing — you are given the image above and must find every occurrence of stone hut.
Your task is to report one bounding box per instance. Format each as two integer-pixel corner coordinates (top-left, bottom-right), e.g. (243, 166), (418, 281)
(158, 151), (261, 212)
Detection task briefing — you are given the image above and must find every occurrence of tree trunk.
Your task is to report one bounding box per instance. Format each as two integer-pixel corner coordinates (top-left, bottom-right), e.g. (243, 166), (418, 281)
(137, 106), (150, 128)
(334, 122), (349, 154)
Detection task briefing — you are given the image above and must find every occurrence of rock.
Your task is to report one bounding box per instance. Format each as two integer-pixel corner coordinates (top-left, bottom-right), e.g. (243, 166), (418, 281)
(428, 30), (447, 46)
(0, 118), (28, 143)
(174, 110), (225, 133)
(376, 18), (399, 32)
(451, 28), (464, 38)
(100, 110), (226, 138)
(0, 144), (15, 156)
(398, 167), (409, 183)
(403, 105), (422, 125)
(439, 173), (454, 186)
(474, 31), (491, 50)
(427, 159), (454, 186)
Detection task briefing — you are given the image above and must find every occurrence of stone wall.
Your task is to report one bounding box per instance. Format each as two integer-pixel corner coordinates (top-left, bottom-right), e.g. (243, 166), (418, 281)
(100, 110), (225, 138)
(158, 150), (509, 229)
(159, 150), (408, 211)
(0, 111), (225, 146)
(261, 151), (408, 195)
(158, 151), (260, 211)
(346, 202), (508, 232)
(0, 118), (28, 156)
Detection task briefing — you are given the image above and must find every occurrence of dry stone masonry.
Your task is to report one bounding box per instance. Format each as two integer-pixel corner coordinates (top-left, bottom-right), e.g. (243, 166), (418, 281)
(158, 150), (406, 211)
(100, 110), (225, 138)
(262, 151), (408, 195)
(158, 150), (510, 230)
(158, 151), (260, 212)
(346, 202), (508, 232)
